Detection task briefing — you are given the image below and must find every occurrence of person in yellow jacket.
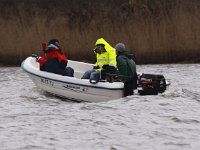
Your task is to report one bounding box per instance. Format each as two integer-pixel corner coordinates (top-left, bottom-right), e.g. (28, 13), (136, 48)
(82, 38), (117, 84)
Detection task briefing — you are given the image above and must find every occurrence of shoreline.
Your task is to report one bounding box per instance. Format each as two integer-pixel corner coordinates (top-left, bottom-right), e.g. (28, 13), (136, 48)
(0, 57), (199, 67)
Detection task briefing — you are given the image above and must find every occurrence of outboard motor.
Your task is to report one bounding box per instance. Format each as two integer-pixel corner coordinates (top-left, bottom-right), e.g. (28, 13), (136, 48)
(138, 74), (167, 95)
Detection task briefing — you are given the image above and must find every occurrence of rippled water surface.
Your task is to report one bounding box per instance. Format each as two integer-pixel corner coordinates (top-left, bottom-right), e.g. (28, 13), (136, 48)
(1, 64), (200, 150)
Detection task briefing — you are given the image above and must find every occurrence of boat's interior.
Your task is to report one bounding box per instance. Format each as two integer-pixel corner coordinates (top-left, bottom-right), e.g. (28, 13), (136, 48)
(63, 60), (93, 79)
(30, 57), (106, 80)
(30, 58), (90, 79)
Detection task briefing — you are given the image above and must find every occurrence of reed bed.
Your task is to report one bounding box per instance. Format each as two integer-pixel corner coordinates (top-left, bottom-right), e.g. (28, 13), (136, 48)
(0, 0), (200, 65)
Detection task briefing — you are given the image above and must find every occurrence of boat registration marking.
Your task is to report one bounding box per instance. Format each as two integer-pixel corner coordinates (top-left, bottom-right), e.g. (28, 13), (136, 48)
(41, 78), (54, 86)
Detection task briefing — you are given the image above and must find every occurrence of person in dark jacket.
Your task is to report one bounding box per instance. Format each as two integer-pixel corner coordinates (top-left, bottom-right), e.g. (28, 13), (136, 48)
(38, 39), (74, 77)
(115, 43), (137, 96)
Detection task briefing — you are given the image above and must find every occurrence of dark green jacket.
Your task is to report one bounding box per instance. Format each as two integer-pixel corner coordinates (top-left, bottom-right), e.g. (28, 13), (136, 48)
(116, 51), (137, 85)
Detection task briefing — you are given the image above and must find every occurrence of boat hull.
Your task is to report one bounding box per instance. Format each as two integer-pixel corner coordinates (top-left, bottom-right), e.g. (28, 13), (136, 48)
(21, 57), (124, 102)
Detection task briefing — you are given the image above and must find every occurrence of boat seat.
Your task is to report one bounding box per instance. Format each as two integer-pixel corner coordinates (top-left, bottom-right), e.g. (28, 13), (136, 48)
(74, 71), (84, 79)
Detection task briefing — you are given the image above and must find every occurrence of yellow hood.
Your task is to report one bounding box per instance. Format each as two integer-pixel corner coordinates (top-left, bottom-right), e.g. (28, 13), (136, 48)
(94, 38), (115, 52)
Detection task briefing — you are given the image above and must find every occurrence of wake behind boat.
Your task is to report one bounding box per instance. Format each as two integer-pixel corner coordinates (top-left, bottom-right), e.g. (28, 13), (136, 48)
(21, 56), (170, 102)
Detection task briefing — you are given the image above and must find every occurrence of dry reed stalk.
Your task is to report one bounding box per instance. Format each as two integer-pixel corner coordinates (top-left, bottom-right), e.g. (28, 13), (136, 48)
(0, 0), (200, 65)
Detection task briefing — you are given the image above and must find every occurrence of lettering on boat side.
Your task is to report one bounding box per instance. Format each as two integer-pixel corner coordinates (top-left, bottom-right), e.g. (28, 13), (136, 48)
(64, 84), (80, 89)
(40, 78), (54, 86)
(63, 84), (88, 92)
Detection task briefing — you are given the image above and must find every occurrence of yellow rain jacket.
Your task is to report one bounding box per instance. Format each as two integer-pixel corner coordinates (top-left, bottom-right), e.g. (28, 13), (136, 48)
(94, 38), (117, 71)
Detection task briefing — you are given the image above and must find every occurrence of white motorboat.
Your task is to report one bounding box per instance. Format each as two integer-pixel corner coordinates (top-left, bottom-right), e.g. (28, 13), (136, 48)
(21, 56), (124, 102)
(21, 56), (170, 102)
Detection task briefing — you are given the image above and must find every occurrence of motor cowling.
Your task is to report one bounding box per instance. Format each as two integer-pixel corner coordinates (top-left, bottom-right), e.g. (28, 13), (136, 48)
(138, 74), (167, 95)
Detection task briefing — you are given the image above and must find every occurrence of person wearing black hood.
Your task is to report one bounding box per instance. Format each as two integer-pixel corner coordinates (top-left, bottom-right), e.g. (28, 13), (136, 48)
(38, 39), (74, 77)
(115, 43), (137, 96)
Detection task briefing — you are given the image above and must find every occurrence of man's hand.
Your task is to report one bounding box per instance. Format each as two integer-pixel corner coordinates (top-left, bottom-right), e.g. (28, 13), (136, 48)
(93, 65), (100, 69)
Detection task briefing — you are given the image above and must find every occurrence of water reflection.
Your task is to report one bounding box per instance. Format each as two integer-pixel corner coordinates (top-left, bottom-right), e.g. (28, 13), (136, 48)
(0, 64), (200, 150)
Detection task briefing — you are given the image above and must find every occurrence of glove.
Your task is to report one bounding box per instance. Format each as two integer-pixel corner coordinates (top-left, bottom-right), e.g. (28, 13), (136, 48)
(93, 65), (100, 69)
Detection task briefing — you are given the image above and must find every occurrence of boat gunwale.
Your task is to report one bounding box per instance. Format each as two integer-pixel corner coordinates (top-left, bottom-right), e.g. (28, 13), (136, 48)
(21, 60), (124, 91)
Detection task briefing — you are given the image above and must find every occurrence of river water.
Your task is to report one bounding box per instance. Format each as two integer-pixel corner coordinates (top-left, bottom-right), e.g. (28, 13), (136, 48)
(0, 64), (200, 150)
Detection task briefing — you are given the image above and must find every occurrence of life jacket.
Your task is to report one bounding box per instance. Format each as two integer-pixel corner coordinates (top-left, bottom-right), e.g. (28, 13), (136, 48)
(38, 44), (68, 68)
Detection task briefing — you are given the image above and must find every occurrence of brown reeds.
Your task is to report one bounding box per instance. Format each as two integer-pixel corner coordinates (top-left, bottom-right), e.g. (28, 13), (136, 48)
(0, 0), (200, 65)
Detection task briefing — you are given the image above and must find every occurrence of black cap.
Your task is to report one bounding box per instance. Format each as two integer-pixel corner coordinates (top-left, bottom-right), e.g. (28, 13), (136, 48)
(48, 39), (59, 47)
